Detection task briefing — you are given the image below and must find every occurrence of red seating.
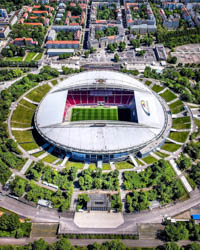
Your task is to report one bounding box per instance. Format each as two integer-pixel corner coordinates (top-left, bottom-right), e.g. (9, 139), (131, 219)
(63, 90), (134, 121)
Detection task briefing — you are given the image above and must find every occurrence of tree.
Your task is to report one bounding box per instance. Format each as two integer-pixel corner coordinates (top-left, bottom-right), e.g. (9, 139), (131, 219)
(130, 39), (140, 48)
(137, 50), (146, 57)
(54, 238), (71, 250)
(176, 154), (191, 170)
(119, 41), (126, 52)
(32, 238), (48, 250)
(167, 56), (177, 64)
(163, 242), (180, 250)
(0, 214), (20, 232)
(107, 44), (115, 53)
(84, 51), (90, 58)
(90, 47), (96, 54)
(114, 53), (119, 62)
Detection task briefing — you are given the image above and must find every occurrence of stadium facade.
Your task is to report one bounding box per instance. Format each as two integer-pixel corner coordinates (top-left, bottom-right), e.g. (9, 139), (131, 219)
(35, 71), (172, 162)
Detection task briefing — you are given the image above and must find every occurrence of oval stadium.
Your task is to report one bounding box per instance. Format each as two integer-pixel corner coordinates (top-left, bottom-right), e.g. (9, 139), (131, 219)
(35, 70), (172, 163)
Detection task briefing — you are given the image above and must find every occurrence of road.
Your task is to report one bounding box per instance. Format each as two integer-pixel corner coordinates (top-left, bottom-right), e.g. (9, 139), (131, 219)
(0, 237), (197, 248)
(0, 187), (200, 235)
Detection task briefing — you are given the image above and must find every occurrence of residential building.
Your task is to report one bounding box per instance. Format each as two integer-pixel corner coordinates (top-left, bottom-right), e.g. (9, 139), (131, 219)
(0, 25), (10, 38)
(46, 40), (80, 49)
(12, 37), (38, 46)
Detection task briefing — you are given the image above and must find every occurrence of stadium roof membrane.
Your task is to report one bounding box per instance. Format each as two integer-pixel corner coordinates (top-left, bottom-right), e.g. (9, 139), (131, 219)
(35, 71), (168, 154)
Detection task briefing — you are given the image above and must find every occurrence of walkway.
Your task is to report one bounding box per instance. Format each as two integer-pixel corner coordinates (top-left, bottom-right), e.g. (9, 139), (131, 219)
(27, 143), (49, 155)
(11, 127), (34, 131)
(60, 154), (70, 167)
(129, 154), (138, 168)
(169, 159), (192, 193)
(23, 97), (39, 105)
(20, 159), (33, 175)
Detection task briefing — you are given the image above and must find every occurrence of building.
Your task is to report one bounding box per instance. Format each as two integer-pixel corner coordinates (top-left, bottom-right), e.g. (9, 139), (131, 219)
(0, 26), (10, 38)
(155, 44), (167, 61)
(88, 22), (124, 48)
(12, 37), (38, 46)
(47, 48), (74, 56)
(47, 29), (56, 41)
(125, 2), (157, 34)
(35, 71), (171, 162)
(87, 194), (111, 212)
(0, 11), (17, 26)
(0, 9), (8, 18)
(46, 40), (80, 49)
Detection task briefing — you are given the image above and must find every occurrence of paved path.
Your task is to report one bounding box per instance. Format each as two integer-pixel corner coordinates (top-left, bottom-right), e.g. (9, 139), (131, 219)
(150, 152), (160, 160)
(11, 127), (33, 131)
(167, 137), (183, 145)
(23, 97), (39, 105)
(60, 154), (70, 167)
(169, 159), (192, 193)
(110, 162), (116, 170)
(20, 159), (33, 175)
(38, 146), (54, 160)
(167, 97), (179, 105)
(129, 154), (138, 167)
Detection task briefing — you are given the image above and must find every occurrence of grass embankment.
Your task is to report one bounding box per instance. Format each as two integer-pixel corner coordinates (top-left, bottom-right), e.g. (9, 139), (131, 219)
(26, 84), (51, 103)
(172, 116), (191, 130)
(115, 161), (134, 170)
(160, 89), (177, 102)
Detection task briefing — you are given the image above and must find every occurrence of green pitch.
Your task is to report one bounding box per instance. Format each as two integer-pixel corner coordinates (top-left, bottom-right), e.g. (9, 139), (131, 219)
(70, 106), (118, 122)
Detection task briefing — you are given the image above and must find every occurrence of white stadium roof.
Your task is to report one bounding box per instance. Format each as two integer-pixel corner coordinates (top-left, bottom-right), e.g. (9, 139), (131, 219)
(35, 71), (168, 154)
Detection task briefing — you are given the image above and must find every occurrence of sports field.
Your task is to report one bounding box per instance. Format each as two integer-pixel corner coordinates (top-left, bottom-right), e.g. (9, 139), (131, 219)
(70, 106), (118, 121)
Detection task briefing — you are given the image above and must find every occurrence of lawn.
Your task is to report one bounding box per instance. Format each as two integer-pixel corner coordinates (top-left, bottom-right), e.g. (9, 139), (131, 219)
(19, 99), (37, 110)
(24, 52), (37, 62)
(172, 116), (190, 125)
(102, 163), (111, 170)
(43, 154), (59, 164)
(34, 53), (43, 61)
(169, 100), (185, 114)
(152, 84), (165, 93)
(168, 131), (189, 143)
(142, 155), (158, 164)
(20, 142), (39, 151)
(115, 161), (134, 170)
(160, 89), (177, 102)
(145, 80), (152, 86)
(172, 116), (191, 130)
(26, 84), (51, 103)
(32, 150), (45, 158)
(11, 122), (31, 128)
(71, 106), (118, 122)
(161, 142), (181, 152)
(154, 151), (169, 158)
(136, 158), (145, 166)
(194, 118), (200, 136)
(65, 161), (84, 169)
(51, 80), (58, 86)
(171, 105), (185, 114)
(169, 100), (184, 110)
(89, 163), (97, 170)
(11, 105), (35, 126)
(172, 122), (191, 130)
(5, 56), (23, 62)
(12, 130), (35, 143)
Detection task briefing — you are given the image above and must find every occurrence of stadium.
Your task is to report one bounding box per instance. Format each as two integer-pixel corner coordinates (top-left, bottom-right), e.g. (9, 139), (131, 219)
(35, 70), (172, 163)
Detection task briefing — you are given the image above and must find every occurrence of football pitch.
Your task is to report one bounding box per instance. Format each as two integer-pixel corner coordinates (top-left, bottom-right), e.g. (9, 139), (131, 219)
(70, 106), (119, 122)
